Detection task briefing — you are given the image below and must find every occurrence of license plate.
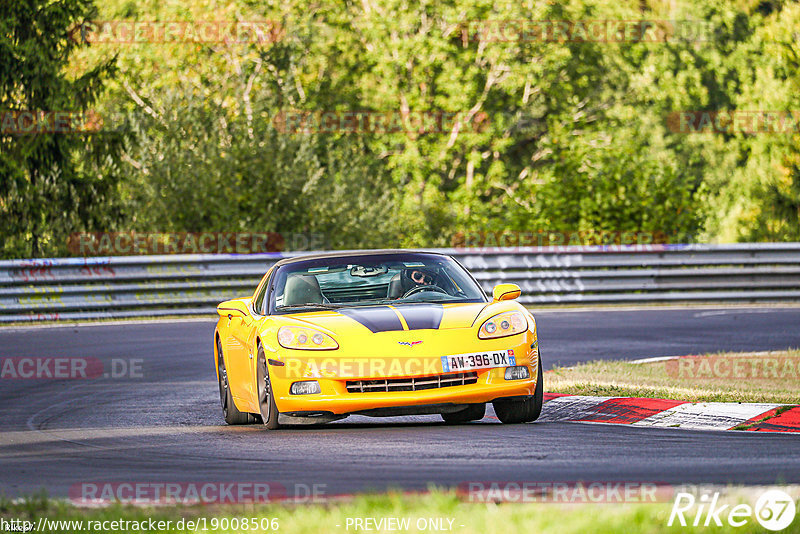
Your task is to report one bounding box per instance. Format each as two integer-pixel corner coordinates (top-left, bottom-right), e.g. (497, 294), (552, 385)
(441, 349), (516, 373)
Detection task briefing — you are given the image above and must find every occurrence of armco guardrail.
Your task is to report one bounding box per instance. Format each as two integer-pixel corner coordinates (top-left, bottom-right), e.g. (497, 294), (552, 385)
(1, 243), (799, 322)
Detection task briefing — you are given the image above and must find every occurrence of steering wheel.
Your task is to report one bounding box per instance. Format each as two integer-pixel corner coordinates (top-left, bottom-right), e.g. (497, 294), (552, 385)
(402, 285), (448, 299)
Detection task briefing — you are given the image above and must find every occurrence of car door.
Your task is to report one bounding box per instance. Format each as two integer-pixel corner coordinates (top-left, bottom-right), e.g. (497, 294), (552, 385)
(221, 298), (255, 406)
(236, 270), (273, 408)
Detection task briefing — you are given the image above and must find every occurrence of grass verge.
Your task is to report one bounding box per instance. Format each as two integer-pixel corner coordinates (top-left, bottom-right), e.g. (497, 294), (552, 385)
(2, 489), (798, 534)
(544, 349), (800, 403)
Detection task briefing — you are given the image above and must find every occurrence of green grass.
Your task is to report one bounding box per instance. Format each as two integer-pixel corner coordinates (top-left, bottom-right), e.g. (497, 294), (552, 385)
(2, 489), (798, 534)
(732, 405), (796, 430)
(544, 349), (800, 403)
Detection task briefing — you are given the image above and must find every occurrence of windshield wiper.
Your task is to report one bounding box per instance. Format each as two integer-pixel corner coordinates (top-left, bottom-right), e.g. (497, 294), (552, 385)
(276, 303), (344, 311)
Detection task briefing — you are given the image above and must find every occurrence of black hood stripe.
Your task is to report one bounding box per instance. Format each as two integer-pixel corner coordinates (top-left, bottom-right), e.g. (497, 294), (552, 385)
(337, 304), (445, 332)
(337, 306), (404, 333)
(395, 304), (443, 330)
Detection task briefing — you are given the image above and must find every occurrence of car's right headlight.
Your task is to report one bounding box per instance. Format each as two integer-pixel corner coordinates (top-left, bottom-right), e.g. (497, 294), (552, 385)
(278, 326), (338, 350)
(478, 311), (528, 339)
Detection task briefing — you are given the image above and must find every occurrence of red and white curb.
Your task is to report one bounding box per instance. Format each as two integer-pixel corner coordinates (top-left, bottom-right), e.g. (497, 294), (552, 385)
(539, 394), (800, 432)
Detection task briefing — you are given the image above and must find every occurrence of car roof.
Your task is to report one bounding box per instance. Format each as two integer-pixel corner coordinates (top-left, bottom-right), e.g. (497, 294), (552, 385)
(270, 249), (449, 268)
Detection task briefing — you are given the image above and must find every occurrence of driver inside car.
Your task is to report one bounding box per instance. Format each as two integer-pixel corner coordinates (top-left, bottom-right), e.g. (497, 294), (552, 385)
(387, 267), (439, 299)
(409, 269), (433, 286)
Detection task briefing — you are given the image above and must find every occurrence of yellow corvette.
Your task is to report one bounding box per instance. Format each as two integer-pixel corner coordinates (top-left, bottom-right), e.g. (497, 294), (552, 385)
(214, 250), (542, 429)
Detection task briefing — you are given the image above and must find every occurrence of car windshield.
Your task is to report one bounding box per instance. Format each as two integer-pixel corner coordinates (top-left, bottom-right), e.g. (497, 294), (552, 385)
(270, 253), (486, 313)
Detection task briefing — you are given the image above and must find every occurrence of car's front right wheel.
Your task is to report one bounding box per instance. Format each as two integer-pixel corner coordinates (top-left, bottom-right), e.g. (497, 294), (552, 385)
(493, 356), (544, 424)
(256, 342), (281, 430)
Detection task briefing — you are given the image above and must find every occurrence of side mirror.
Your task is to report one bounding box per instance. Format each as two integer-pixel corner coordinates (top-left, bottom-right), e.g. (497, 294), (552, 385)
(217, 299), (251, 319)
(492, 283), (521, 302)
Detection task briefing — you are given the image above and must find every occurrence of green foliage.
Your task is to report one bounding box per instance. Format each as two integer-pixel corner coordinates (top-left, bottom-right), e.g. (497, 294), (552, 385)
(705, 1), (800, 242)
(0, 0), (126, 258)
(3, 489), (794, 534)
(2, 0), (800, 258)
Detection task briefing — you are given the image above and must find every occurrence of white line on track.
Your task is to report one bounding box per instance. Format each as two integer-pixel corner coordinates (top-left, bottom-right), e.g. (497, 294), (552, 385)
(692, 309), (787, 318)
(628, 355), (683, 364)
(628, 351), (787, 364)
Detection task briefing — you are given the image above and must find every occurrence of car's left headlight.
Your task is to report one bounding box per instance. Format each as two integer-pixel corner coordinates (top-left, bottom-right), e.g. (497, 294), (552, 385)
(478, 311), (528, 339)
(278, 326), (339, 350)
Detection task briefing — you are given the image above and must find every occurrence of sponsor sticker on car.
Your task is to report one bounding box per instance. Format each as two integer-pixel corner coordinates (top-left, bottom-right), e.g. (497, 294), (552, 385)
(441, 349), (515, 373)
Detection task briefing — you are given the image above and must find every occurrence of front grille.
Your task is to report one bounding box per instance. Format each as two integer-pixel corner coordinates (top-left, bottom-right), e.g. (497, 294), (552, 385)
(345, 372), (478, 393)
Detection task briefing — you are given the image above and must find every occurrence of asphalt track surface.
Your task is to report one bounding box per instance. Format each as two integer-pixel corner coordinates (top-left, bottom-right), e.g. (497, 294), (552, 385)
(1, 306), (799, 499)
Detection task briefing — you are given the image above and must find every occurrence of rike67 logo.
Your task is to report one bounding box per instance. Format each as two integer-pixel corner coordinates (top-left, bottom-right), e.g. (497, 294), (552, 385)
(669, 489), (796, 531)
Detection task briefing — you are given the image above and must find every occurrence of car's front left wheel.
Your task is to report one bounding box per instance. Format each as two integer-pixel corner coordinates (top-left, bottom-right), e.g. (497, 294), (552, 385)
(493, 356), (544, 424)
(256, 342), (281, 430)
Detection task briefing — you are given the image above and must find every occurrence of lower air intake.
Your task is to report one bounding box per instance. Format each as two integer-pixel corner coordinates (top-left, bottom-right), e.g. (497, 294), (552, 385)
(345, 372), (478, 393)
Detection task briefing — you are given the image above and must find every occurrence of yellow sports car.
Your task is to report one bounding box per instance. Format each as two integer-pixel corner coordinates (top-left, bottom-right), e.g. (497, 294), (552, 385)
(214, 250), (542, 429)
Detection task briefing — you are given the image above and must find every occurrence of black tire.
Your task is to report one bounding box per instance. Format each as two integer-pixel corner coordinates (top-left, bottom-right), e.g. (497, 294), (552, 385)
(493, 356), (544, 424)
(217, 336), (257, 425)
(441, 403), (485, 424)
(256, 342), (281, 430)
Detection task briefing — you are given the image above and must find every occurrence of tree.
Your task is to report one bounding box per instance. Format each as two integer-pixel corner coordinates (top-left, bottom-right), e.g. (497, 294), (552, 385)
(0, 0), (124, 258)
(704, 1), (800, 241)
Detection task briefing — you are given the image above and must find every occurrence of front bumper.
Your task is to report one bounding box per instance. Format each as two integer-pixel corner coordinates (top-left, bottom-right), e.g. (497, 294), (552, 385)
(268, 334), (539, 415)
